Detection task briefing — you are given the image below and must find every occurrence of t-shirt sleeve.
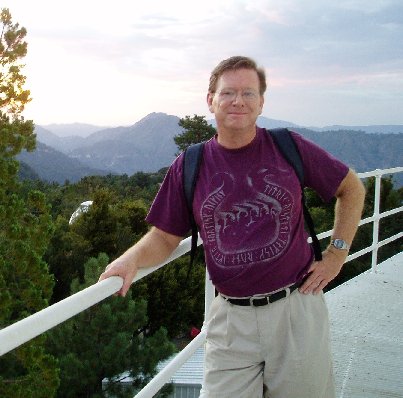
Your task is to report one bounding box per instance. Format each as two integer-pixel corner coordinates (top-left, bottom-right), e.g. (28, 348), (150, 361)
(291, 131), (349, 202)
(145, 153), (191, 237)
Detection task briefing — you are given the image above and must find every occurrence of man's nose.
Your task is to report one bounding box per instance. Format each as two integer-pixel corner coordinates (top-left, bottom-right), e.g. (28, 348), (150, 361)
(232, 92), (245, 105)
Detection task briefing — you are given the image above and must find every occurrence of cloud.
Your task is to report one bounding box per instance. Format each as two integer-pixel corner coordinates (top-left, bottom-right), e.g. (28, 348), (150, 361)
(21, 1), (403, 78)
(2, 0), (403, 125)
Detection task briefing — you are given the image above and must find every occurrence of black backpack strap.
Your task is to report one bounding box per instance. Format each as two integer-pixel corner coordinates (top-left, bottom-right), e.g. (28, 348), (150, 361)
(269, 128), (304, 184)
(268, 128), (322, 261)
(183, 142), (205, 267)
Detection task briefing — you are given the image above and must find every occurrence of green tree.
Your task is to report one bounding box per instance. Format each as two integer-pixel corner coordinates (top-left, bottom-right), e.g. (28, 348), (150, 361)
(0, 8), (59, 397)
(114, 199), (148, 254)
(0, 8), (30, 115)
(44, 215), (91, 303)
(304, 188), (336, 234)
(71, 189), (119, 259)
(174, 114), (216, 153)
(47, 253), (176, 398)
(136, 257), (205, 340)
(45, 189), (149, 303)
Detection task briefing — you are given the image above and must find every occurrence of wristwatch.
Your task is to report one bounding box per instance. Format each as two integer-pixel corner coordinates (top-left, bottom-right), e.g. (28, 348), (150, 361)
(330, 239), (349, 251)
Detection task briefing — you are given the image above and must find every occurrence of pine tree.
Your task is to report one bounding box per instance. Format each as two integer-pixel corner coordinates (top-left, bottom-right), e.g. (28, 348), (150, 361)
(0, 8), (59, 397)
(174, 114), (216, 153)
(138, 256), (205, 340)
(47, 253), (176, 398)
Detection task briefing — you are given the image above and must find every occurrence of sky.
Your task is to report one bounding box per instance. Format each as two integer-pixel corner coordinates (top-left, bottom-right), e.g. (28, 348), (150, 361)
(3, 0), (403, 127)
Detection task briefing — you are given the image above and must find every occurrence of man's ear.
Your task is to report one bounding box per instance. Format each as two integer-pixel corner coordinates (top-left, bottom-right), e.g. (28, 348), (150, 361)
(258, 95), (264, 115)
(207, 92), (214, 113)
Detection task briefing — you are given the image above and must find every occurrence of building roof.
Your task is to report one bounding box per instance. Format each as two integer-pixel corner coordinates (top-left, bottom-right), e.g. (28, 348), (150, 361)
(166, 252), (403, 396)
(157, 346), (204, 385)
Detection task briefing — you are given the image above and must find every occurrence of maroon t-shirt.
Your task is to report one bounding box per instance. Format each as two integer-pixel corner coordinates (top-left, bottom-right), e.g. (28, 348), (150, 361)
(146, 127), (349, 296)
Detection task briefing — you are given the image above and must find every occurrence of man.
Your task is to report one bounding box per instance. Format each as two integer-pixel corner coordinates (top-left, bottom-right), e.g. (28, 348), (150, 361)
(99, 56), (365, 397)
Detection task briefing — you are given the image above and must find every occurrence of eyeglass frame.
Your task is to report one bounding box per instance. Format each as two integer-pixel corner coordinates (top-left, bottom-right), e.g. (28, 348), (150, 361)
(213, 88), (261, 103)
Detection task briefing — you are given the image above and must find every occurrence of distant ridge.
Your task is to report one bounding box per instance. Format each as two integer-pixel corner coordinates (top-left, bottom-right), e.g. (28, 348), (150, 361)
(67, 113), (181, 174)
(17, 142), (109, 184)
(309, 125), (403, 134)
(27, 112), (402, 185)
(40, 122), (108, 137)
(209, 116), (299, 129)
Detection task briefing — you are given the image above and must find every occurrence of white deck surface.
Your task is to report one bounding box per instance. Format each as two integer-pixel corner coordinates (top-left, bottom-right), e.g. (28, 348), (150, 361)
(327, 252), (403, 397)
(167, 252), (403, 397)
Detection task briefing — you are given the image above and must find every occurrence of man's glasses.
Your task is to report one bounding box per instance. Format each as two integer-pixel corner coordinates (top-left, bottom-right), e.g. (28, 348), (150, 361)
(216, 89), (259, 103)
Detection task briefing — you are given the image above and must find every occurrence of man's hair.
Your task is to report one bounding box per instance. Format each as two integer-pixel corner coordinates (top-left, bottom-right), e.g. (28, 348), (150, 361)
(208, 56), (267, 95)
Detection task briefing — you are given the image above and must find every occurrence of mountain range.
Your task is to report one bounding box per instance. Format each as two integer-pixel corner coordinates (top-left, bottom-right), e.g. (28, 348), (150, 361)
(18, 112), (403, 185)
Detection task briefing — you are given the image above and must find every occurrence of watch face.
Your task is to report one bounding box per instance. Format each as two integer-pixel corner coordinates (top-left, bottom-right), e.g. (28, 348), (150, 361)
(332, 239), (348, 250)
(334, 239), (344, 249)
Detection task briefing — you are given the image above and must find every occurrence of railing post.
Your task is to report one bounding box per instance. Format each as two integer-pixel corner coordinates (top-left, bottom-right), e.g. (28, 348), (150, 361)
(371, 170), (382, 273)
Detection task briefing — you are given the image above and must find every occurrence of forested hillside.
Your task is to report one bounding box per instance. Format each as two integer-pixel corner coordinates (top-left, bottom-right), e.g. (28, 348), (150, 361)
(293, 128), (403, 173)
(24, 113), (403, 184)
(17, 142), (109, 183)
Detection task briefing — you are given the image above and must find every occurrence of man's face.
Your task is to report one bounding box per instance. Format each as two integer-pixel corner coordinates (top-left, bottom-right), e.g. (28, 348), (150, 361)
(207, 68), (264, 133)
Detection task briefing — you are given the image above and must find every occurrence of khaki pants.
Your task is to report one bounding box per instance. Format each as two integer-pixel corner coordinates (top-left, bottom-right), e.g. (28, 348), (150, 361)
(200, 290), (335, 398)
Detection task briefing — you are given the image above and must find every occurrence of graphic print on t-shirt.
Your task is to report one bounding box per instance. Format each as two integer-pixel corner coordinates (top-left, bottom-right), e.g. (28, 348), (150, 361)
(200, 168), (294, 268)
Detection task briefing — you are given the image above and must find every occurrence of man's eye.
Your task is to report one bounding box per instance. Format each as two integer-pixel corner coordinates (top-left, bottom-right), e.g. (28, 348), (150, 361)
(243, 91), (256, 98)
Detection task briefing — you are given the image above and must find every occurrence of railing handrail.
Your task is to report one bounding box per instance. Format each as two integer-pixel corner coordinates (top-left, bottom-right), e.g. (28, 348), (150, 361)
(0, 236), (201, 356)
(356, 166), (403, 178)
(0, 166), (402, 397)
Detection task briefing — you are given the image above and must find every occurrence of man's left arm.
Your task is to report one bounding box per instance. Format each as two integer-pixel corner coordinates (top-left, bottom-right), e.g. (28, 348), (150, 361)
(300, 169), (366, 295)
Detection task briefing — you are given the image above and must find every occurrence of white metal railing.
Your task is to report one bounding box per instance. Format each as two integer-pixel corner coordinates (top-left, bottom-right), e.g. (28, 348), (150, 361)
(0, 236), (203, 356)
(0, 166), (402, 397)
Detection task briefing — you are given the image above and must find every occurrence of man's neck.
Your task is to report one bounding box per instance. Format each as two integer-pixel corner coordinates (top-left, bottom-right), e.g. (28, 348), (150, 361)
(216, 126), (257, 149)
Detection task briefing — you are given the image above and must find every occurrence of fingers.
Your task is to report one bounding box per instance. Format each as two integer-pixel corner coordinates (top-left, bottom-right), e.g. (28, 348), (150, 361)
(97, 261), (137, 297)
(98, 260), (116, 281)
(300, 252), (344, 295)
(300, 276), (324, 295)
(98, 267), (115, 283)
(299, 262), (327, 295)
(120, 279), (134, 297)
(98, 270), (108, 283)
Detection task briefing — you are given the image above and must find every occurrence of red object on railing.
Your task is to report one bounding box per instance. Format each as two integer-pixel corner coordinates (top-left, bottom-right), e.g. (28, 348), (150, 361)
(190, 326), (200, 339)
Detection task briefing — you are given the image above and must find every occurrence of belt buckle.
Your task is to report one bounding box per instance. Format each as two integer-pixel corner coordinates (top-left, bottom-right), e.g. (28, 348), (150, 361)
(249, 295), (269, 306)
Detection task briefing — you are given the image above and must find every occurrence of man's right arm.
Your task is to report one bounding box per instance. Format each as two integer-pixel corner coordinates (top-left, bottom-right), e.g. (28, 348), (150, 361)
(98, 227), (183, 297)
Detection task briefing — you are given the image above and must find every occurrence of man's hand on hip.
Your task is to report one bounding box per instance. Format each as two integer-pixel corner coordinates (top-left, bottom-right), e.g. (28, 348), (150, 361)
(299, 248), (347, 295)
